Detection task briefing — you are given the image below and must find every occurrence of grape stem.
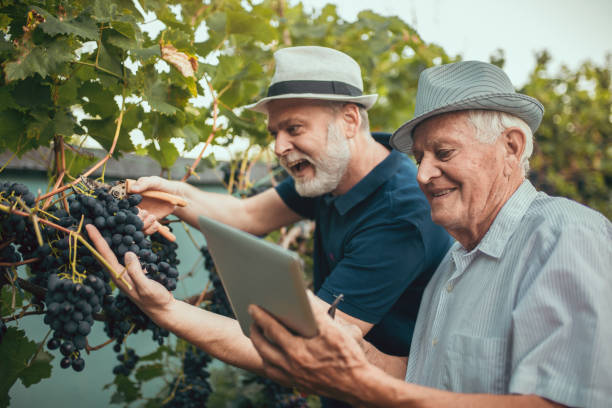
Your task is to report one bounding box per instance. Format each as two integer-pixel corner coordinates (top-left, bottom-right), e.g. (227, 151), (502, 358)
(0, 238), (16, 251)
(86, 336), (116, 353)
(27, 328), (53, 367)
(180, 79), (219, 182)
(74, 233), (133, 290)
(161, 372), (185, 405)
(3, 309), (46, 322)
(0, 202), (132, 290)
(35, 83), (127, 204)
(0, 257), (40, 267)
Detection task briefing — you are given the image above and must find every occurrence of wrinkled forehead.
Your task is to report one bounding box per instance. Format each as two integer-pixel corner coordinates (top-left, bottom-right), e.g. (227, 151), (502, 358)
(411, 111), (474, 153)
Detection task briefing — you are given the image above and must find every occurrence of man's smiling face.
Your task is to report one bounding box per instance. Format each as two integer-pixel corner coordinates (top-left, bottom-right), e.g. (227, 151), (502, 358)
(267, 99), (351, 197)
(411, 112), (510, 248)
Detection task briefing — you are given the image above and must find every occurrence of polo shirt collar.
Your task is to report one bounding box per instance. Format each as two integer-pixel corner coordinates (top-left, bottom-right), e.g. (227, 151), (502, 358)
(474, 179), (538, 259)
(323, 150), (404, 215)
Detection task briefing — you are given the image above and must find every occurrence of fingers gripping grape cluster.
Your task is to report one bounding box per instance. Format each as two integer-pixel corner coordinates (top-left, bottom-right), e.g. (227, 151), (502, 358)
(0, 181), (180, 371)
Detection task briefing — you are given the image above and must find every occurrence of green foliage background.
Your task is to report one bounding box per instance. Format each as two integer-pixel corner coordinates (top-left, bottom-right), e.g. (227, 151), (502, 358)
(0, 0), (610, 406)
(1, 0), (609, 216)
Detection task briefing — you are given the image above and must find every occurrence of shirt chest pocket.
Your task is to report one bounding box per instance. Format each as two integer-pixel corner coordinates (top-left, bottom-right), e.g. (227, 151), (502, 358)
(443, 334), (510, 394)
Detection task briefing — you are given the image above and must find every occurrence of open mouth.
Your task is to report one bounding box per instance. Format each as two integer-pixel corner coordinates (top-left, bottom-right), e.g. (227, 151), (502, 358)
(288, 159), (311, 174)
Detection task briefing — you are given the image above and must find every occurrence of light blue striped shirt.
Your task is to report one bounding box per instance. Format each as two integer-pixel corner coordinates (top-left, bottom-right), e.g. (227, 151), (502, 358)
(405, 180), (612, 407)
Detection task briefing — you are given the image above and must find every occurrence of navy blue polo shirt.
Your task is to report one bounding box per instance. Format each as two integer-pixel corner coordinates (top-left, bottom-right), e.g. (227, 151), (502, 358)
(275, 140), (452, 356)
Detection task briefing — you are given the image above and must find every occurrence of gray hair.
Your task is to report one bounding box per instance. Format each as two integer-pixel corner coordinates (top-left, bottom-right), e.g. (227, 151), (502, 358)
(325, 101), (371, 134)
(465, 110), (533, 175)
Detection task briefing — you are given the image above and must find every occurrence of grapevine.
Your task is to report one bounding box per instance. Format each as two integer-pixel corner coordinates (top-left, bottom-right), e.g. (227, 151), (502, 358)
(0, 180), (179, 372)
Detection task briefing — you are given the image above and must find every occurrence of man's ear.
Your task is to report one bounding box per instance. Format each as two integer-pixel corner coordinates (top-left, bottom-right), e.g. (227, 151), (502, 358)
(340, 103), (361, 139)
(501, 127), (525, 176)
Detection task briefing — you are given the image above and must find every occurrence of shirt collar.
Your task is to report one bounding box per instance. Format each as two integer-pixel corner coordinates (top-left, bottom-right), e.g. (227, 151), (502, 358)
(323, 150), (404, 215)
(473, 179), (538, 259)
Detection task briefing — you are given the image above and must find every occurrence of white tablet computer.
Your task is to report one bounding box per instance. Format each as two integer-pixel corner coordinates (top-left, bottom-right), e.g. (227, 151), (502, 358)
(197, 215), (318, 338)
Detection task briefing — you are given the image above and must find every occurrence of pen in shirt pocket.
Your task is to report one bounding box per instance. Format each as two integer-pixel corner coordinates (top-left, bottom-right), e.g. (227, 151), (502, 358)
(327, 294), (344, 319)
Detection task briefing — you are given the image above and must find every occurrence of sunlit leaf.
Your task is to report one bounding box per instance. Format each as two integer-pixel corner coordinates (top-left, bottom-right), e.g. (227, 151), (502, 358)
(34, 6), (98, 40)
(147, 138), (179, 169)
(4, 37), (75, 82)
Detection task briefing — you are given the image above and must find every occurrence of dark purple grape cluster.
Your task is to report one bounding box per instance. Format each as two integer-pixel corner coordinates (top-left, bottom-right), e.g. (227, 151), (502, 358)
(147, 230), (180, 291)
(0, 243), (21, 286)
(103, 291), (170, 346)
(163, 348), (213, 408)
(200, 246), (233, 318)
(44, 273), (106, 371)
(1, 180), (180, 373)
(112, 347), (139, 376)
(252, 376), (309, 408)
(0, 182), (36, 241)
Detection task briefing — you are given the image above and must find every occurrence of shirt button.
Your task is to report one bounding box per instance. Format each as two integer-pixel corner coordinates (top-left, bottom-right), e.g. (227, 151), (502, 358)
(446, 283), (454, 292)
(432, 338), (438, 346)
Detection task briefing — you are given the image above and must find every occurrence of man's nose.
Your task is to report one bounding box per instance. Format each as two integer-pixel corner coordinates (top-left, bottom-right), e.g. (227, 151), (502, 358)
(274, 132), (293, 157)
(416, 156), (442, 185)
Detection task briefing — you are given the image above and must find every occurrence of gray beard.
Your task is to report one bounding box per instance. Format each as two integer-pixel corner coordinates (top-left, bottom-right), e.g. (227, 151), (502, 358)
(290, 122), (352, 197)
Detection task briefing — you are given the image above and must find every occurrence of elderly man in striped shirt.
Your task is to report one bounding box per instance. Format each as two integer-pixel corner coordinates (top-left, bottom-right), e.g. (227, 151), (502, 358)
(249, 60), (612, 408)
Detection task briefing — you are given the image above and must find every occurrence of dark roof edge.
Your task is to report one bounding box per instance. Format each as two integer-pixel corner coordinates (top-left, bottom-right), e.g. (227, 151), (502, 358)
(0, 147), (269, 186)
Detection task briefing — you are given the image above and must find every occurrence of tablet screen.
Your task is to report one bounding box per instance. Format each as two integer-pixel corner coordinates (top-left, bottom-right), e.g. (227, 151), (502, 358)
(198, 216), (318, 338)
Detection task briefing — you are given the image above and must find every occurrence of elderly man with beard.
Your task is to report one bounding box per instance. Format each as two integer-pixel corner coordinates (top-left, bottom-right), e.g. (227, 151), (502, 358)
(246, 61), (612, 408)
(86, 46), (451, 407)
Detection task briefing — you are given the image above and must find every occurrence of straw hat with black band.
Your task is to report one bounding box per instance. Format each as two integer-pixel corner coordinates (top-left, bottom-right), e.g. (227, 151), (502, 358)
(245, 46), (378, 113)
(390, 60), (544, 153)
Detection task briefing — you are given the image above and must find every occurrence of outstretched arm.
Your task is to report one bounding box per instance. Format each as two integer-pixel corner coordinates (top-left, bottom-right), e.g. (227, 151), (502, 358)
(248, 304), (565, 408)
(86, 224), (265, 373)
(128, 176), (301, 235)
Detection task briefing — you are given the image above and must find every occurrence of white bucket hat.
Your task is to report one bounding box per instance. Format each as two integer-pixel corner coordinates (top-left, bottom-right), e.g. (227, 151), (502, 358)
(390, 60), (544, 152)
(245, 46), (378, 113)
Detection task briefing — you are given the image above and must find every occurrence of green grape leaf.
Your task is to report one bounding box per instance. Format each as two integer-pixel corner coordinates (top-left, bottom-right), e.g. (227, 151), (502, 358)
(226, 11), (276, 43)
(0, 87), (18, 111)
(181, 123), (211, 151)
(0, 13), (12, 30)
(0, 285), (23, 316)
(147, 139), (179, 169)
(111, 20), (137, 40)
(138, 345), (174, 361)
(96, 39), (123, 80)
(81, 116), (134, 153)
(107, 30), (137, 50)
(0, 36), (14, 58)
(0, 110), (26, 152)
(53, 109), (77, 138)
(129, 45), (160, 63)
(0, 328), (54, 408)
(107, 374), (141, 404)
(145, 82), (179, 115)
(26, 109), (56, 146)
(4, 37), (75, 82)
(64, 147), (97, 176)
(78, 81), (119, 118)
(206, 11), (226, 33)
(134, 363), (164, 382)
(56, 75), (80, 107)
(91, 0), (118, 23)
(18, 350), (53, 387)
(11, 78), (52, 108)
(34, 6), (98, 40)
